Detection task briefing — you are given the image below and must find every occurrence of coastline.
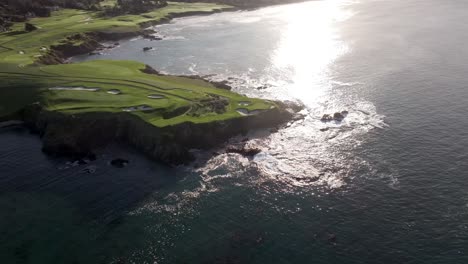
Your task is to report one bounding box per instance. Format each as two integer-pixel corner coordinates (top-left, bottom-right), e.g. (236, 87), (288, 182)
(0, 4), (303, 165)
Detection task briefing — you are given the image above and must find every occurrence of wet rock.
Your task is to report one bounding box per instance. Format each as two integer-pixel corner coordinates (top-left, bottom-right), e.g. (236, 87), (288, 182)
(321, 114), (333, 122)
(321, 111), (348, 122)
(143, 47), (153, 51)
(209, 80), (232, 90)
(333, 112), (345, 121)
(111, 158), (129, 168)
(320, 127), (329, 132)
(142, 32), (162, 41)
(226, 145), (261, 157)
(291, 113), (305, 121)
(82, 165), (97, 174)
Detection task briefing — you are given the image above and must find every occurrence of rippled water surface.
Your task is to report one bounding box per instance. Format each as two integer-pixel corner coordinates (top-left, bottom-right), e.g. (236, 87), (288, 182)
(3, 0), (468, 263)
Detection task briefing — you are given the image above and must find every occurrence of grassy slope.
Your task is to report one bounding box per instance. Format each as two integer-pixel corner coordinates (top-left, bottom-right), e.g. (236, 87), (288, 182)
(0, 2), (274, 127)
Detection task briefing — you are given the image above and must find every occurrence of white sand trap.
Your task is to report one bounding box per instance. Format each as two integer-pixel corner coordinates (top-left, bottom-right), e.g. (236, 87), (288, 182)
(148, 94), (165, 99)
(238, 101), (251, 106)
(49, 87), (100, 92)
(107, 89), (121, 95)
(236, 108), (263, 116)
(123, 105), (154, 112)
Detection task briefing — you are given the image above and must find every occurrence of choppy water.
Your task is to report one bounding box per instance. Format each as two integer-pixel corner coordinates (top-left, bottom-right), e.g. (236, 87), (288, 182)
(3, 0), (468, 263)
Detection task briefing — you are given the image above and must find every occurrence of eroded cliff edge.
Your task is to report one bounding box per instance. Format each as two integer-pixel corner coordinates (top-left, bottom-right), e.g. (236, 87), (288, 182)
(17, 102), (302, 165)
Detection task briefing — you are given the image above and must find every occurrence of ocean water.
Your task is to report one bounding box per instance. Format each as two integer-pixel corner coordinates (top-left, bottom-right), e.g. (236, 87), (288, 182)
(3, 0), (468, 263)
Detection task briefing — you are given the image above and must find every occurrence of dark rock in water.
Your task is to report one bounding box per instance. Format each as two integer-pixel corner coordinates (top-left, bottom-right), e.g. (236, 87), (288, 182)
(226, 145), (261, 157)
(143, 47), (152, 51)
(25, 23), (38, 32)
(257, 85), (268, 90)
(320, 127), (329, 132)
(114, 42), (119, 46)
(321, 114), (333, 122)
(327, 233), (337, 243)
(321, 111), (348, 122)
(142, 32), (162, 41)
(82, 165), (97, 174)
(111, 158), (129, 168)
(333, 112), (345, 121)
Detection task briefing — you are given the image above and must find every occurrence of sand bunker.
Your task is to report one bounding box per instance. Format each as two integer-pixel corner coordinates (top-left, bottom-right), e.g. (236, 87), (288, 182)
(148, 94), (165, 99)
(49, 87), (100, 92)
(107, 89), (121, 95)
(122, 105), (154, 112)
(236, 108), (264, 116)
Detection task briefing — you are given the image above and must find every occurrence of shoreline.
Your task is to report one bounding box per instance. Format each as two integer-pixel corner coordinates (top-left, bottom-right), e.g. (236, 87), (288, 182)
(1, 4), (304, 165)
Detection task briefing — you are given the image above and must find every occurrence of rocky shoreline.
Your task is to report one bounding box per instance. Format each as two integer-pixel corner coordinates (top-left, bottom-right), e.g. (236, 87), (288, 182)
(5, 5), (305, 165)
(38, 8), (237, 65)
(16, 102), (301, 165)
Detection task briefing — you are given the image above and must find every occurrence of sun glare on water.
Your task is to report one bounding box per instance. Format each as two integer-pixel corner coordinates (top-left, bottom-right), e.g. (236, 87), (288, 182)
(272, 0), (354, 106)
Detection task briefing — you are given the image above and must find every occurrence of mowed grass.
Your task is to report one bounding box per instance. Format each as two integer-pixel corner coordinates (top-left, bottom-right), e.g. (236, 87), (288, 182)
(0, 2), (274, 127)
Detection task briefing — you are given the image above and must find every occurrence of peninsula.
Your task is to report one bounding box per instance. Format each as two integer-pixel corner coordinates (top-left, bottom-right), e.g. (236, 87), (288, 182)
(0, 0), (301, 164)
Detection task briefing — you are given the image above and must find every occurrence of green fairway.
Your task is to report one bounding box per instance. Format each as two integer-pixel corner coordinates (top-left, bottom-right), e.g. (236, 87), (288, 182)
(0, 2), (275, 127)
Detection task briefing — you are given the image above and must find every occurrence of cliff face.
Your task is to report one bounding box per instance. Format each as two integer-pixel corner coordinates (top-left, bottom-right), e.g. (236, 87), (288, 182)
(19, 103), (300, 165)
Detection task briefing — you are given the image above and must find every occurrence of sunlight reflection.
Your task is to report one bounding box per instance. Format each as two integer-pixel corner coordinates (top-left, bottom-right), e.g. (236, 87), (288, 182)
(271, 0), (354, 106)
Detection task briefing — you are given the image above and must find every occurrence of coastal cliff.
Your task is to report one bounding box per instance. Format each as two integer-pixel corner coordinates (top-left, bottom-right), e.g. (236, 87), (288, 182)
(19, 102), (300, 165)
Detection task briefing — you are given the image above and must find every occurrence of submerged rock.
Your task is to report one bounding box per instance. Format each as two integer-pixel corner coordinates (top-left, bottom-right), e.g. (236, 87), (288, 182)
(110, 158), (129, 168)
(143, 47), (153, 51)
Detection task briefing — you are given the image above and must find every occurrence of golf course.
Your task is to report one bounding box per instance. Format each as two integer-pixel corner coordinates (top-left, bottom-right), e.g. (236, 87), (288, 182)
(0, 1), (276, 126)
(0, 1), (298, 164)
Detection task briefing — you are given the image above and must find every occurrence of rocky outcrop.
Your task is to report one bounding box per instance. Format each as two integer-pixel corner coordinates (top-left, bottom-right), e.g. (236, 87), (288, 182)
(226, 144), (261, 157)
(18, 102), (300, 165)
(321, 111), (348, 122)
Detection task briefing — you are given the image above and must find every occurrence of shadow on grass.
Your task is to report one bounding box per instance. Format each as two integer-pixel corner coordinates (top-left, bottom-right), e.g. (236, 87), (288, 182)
(0, 68), (46, 117)
(2, 30), (28, 37)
